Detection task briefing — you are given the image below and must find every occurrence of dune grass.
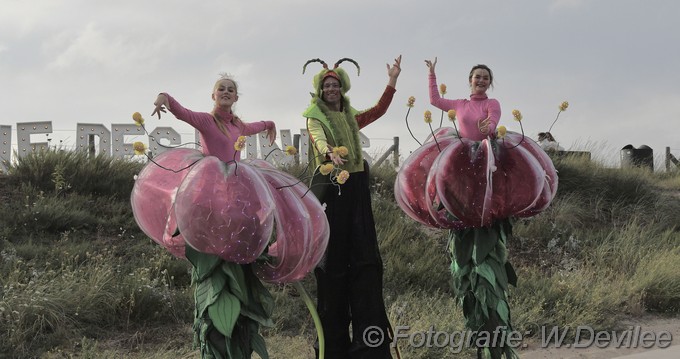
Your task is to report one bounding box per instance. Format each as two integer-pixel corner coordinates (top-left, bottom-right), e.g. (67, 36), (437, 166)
(0, 150), (679, 358)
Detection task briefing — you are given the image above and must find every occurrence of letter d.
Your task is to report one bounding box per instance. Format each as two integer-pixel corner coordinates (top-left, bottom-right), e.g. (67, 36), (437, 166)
(573, 326), (594, 348)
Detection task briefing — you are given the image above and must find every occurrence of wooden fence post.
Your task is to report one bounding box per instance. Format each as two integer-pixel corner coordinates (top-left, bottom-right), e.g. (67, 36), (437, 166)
(667, 147), (679, 171)
(373, 137), (400, 168)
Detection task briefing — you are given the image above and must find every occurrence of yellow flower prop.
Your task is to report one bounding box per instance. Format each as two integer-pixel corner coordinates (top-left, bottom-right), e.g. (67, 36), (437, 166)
(234, 136), (247, 151)
(548, 100), (569, 133)
(424, 110), (432, 124)
(496, 125), (507, 138)
(447, 110), (457, 122)
(512, 109), (523, 122)
(336, 170), (350, 185)
(132, 112), (144, 126)
(439, 83), (447, 96)
(285, 145), (297, 156)
(319, 163), (334, 176)
(407, 96), (415, 108)
(332, 146), (349, 157)
(133, 141), (147, 155)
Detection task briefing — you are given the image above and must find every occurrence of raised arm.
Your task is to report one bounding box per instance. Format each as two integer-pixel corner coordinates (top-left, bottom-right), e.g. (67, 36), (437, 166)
(355, 86), (396, 129)
(151, 93), (214, 131)
(429, 73), (458, 110)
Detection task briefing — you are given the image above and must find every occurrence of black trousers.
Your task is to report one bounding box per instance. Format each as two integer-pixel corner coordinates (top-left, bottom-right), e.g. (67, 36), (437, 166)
(314, 162), (393, 359)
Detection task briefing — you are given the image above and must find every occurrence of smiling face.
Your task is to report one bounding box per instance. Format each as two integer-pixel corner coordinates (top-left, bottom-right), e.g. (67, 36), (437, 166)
(212, 79), (239, 109)
(469, 68), (492, 95)
(321, 77), (342, 109)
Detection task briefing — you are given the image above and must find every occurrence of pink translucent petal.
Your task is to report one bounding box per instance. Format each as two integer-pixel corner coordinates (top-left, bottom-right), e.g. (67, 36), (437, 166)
(433, 138), (492, 227)
(396, 139), (451, 228)
(174, 158), (275, 263)
(247, 159), (329, 283)
(130, 148), (204, 258)
(503, 132), (559, 216)
(505, 132), (559, 199)
(490, 139), (545, 219)
(397, 130), (559, 229)
(420, 139), (468, 229)
(251, 170), (310, 282)
(286, 183), (329, 278)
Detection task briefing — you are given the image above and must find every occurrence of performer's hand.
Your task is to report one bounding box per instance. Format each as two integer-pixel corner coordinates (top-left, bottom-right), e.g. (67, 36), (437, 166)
(387, 55), (402, 79)
(152, 94), (169, 119)
(327, 146), (347, 166)
(266, 123), (277, 145)
(425, 57), (437, 75)
(478, 117), (490, 135)
(387, 55), (402, 89)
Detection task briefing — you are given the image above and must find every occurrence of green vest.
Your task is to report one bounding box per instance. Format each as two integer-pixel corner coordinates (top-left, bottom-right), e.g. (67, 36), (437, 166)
(303, 103), (364, 173)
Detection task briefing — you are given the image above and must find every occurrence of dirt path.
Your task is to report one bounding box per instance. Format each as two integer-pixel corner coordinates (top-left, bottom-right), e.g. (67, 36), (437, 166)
(517, 314), (680, 359)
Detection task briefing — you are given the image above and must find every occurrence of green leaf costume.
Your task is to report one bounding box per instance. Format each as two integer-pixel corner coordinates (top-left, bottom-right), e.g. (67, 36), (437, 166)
(186, 245), (274, 359)
(448, 219), (519, 359)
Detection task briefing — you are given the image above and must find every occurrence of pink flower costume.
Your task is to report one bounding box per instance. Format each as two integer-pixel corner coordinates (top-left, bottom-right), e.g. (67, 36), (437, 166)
(130, 94), (329, 358)
(394, 72), (558, 359)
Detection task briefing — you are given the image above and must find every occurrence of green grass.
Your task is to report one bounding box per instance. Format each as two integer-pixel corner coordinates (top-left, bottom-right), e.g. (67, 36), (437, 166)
(1, 149), (679, 358)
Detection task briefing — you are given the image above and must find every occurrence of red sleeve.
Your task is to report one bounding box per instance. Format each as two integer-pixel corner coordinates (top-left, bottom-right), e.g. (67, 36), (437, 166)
(356, 86), (396, 129)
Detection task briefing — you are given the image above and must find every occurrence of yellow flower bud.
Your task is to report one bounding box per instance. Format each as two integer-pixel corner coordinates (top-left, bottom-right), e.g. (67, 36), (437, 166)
(512, 109), (523, 122)
(336, 170), (350, 185)
(447, 110), (457, 122)
(285, 145), (297, 156)
(132, 112), (144, 126)
(233, 136), (247, 151)
(407, 96), (415, 108)
(424, 110), (432, 124)
(319, 163), (334, 176)
(439, 83), (447, 95)
(133, 141), (147, 155)
(496, 125), (507, 138)
(559, 101), (569, 112)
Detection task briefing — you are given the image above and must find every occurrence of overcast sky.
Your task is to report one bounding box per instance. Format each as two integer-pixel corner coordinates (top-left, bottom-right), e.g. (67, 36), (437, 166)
(2, 0), (679, 168)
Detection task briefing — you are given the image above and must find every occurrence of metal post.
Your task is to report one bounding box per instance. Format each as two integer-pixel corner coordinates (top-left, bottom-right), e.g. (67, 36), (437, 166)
(293, 134), (301, 166)
(392, 136), (399, 167)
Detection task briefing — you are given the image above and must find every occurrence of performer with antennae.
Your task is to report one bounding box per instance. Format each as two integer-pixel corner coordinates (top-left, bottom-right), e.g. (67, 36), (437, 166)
(302, 55), (401, 359)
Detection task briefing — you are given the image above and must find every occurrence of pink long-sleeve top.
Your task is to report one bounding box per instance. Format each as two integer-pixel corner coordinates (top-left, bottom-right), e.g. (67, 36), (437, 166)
(164, 93), (274, 162)
(429, 74), (501, 141)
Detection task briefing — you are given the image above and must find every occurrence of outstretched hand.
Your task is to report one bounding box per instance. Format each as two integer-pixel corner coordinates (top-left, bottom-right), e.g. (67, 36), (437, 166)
(425, 57), (437, 75)
(387, 55), (402, 79)
(152, 94), (169, 119)
(266, 123), (277, 145)
(386, 55), (402, 88)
